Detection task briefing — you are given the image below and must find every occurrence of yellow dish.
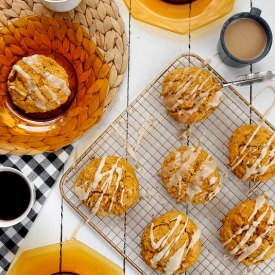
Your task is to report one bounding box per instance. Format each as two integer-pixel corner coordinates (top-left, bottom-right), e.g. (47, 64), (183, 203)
(123, 0), (235, 34)
(7, 240), (124, 275)
(0, 16), (109, 155)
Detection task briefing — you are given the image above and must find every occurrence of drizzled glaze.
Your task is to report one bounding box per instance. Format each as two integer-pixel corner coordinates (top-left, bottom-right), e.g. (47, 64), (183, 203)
(8, 54), (71, 111)
(242, 131), (275, 181)
(22, 55), (71, 96)
(162, 146), (220, 202)
(163, 67), (222, 124)
(12, 64), (47, 111)
(149, 214), (201, 275)
(185, 155), (218, 202)
(230, 99), (275, 181)
(223, 195), (275, 263)
(74, 157), (125, 215)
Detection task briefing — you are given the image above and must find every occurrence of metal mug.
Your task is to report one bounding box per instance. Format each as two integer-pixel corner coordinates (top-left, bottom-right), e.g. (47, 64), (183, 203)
(218, 7), (273, 67)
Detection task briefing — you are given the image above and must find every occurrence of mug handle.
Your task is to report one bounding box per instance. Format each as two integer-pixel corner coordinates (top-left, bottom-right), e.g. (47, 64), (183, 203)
(250, 7), (262, 17)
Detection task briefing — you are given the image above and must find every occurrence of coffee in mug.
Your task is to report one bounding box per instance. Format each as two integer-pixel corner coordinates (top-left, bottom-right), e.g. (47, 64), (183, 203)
(219, 7), (273, 67)
(0, 167), (35, 227)
(224, 18), (267, 60)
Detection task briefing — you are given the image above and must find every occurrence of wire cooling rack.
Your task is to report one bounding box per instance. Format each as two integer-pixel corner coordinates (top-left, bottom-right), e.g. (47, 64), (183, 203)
(60, 53), (275, 275)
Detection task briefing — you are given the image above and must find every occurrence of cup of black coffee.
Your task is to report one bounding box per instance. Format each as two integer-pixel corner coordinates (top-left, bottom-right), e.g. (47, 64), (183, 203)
(0, 167), (35, 227)
(219, 7), (273, 67)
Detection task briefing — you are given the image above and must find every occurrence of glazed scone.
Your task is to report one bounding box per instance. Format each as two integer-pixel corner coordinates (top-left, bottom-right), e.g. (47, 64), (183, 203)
(73, 156), (139, 217)
(141, 210), (201, 274)
(162, 66), (222, 124)
(8, 54), (70, 113)
(220, 195), (275, 265)
(161, 146), (221, 204)
(229, 125), (275, 182)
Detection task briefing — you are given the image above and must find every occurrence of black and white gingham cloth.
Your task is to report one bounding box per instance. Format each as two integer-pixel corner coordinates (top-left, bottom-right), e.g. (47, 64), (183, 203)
(0, 145), (73, 274)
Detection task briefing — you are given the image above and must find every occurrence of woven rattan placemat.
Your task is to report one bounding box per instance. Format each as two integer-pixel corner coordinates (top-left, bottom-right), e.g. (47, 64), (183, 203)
(0, 0), (128, 110)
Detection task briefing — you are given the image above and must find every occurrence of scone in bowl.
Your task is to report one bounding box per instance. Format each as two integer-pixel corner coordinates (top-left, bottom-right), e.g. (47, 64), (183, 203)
(0, 16), (109, 155)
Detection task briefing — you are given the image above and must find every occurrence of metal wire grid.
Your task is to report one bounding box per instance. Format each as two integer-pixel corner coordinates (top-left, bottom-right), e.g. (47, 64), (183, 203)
(60, 53), (275, 275)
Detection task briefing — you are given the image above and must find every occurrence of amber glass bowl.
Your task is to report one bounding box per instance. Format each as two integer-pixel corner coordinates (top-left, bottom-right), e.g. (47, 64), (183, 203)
(123, 0), (235, 34)
(0, 16), (109, 155)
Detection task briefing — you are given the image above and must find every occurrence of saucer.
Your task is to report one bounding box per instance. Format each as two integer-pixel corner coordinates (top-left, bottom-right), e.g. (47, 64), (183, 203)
(123, 0), (235, 34)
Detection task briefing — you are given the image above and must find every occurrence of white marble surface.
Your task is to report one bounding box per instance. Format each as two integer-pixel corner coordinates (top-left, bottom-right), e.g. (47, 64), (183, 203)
(10, 0), (275, 274)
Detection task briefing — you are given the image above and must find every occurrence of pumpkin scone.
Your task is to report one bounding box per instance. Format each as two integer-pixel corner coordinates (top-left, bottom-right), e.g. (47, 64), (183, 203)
(73, 156), (139, 217)
(141, 211), (201, 274)
(220, 195), (275, 265)
(162, 66), (222, 124)
(161, 146), (221, 204)
(8, 54), (71, 113)
(229, 125), (275, 182)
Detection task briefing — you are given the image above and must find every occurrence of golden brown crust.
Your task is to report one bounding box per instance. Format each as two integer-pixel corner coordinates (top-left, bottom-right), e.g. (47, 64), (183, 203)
(73, 156), (139, 217)
(8, 54), (70, 113)
(141, 211), (201, 274)
(161, 146), (221, 204)
(220, 198), (275, 265)
(162, 66), (222, 125)
(229, 125), (275, 182)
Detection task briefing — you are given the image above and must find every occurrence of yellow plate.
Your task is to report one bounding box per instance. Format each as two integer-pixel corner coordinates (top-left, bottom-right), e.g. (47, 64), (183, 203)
(7, 240), (124, 275)
(123, 0), (235, 34)
(0, 16), (109, 155)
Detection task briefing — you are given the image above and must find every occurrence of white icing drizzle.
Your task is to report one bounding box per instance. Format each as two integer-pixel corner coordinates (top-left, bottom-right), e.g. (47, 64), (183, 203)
(231, 149), (250, 171)
(166, 147), (201, 200)
(74, 157), (124, 215)
(223, 195), (267, 247)
(208, 185), (221, 201)
(44, 85), (61, 105)
(230, 125), (262, 169)
(209, 177), (218, 185)
(22, 54), (39, 66)
(150, 216), (189, 265)
(230, 97), (275, 180)
(178, 125), (192, 141)
(113, 116), (155, 171)
(268, 208), (275, 224)
(252, 242), (275, 263)
(223, 195), (275, 262)
(164, 241), (187, 275)
(177, 86), (221, 123)
(162, 147), (219, 202)
(120, 188), (125, 207)
(8, 85), (26, 97)
(74, 184), (89, 201)
(162, 67), (190, 102)
(237, 223), (275, 262)
(108, 165), (123, 213)
(185, 228), (201, 256)
(248, 195), (266, 221)
(150, 215), (182, 250)
(163, 67), (222, 124)
(223, 225), (250, 246)
(242, 131), (275, 181)
(185, 155), (218, 202)
(250, 208), (275, 263)
(149, 215), (201, 274)
(21, 54), (71, 97)
(43, 72), (71, 96)
(12, 64), (46, 111)
(164, 69), (203, 110)
(207, 90), (223, 108)
(229, 206), (269, 256)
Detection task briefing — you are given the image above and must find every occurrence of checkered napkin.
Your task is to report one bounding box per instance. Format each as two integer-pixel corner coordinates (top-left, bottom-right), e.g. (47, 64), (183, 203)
(0, 145), (73, 274)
